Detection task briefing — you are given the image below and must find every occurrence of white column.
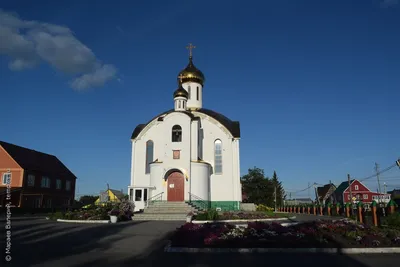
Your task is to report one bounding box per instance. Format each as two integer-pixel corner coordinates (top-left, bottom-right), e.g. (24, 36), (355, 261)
(236, 139), (242, 201)
(191, 121), (198, 161)
(130, 140), (136, 186)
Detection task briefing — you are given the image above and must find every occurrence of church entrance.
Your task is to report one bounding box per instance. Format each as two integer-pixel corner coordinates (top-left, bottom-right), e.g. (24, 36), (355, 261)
(167, 171), (184, 202)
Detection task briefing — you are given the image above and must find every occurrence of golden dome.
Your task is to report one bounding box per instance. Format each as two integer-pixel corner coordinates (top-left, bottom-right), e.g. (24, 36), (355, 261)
(173, 85), (188, 98)
(177, 56), (205, 86)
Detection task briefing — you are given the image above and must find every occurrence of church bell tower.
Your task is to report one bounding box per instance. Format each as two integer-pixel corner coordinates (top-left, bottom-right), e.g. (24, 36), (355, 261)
(177, 43), (205, 110)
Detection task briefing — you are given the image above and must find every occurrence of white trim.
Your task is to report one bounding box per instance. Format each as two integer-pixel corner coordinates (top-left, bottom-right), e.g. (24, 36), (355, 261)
(165, 245), (400, 254)
(128, 186), (156, 189)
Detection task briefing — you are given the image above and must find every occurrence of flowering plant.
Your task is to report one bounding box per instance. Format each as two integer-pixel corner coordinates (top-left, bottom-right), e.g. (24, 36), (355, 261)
(108, 209), (120, 216)
(170, 219), (400, 248)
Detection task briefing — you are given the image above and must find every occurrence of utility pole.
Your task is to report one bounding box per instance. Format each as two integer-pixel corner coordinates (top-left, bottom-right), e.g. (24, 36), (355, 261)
(383, 182), (387, 194)
(375, 163), (382, 202)
(308, 182), (310, 199)
(314, 183), (319, 204)
(348, 174), (353, 212)
(274, 186), (277, 212)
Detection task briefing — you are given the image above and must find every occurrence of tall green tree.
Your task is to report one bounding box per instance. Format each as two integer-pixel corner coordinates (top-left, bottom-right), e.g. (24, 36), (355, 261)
(241, 167), (274, 206)
(271, 171), (286, 206)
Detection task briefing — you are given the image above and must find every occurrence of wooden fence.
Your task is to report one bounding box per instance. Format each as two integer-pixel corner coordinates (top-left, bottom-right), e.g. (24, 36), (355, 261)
(277, 200), (399, 227)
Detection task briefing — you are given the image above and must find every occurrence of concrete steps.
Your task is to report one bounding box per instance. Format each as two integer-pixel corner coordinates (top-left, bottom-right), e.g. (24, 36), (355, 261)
(132, 201), (198, 221)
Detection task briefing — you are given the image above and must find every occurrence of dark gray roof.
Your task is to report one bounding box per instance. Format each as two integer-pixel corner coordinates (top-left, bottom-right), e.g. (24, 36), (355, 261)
(131, 108), (240, 139)
(0, 141), (76, 179)
(109, 189), (124, 200)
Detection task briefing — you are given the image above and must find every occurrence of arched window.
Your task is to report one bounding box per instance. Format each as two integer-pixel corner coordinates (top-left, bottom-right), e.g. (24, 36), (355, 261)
(188, 86), (191, 99)
(214, 139), (222, 174)
(197, 86), (199, 100)
(145, 140), (154, 174)
(172, 125), (182, 142)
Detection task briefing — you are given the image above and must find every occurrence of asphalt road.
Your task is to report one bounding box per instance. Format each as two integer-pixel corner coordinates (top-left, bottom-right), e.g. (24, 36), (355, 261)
(0, 216), (398, 267)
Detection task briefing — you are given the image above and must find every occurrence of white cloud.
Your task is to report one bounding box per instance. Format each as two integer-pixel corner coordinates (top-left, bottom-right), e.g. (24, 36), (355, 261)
(0, 9), (117, 90)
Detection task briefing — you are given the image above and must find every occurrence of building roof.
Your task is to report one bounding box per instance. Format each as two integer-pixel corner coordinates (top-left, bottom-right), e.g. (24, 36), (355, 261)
(335, 180), (355, 195)
(0, 141), (77, 179)
(177, 56), (205, 86)
(131, 108), (240, 139)
(317, 184), (335, 198)
(109, 189), (124, 200)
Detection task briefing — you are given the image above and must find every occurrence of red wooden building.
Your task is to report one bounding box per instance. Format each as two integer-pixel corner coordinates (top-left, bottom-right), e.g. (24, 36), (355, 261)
(333, 179), (391, 204)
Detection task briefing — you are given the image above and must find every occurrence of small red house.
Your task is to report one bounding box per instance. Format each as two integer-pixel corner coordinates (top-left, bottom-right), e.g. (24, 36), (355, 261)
(333, 179), (391, 204)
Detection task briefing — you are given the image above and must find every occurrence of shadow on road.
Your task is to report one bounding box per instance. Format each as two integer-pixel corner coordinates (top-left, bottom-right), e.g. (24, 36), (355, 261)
(1, 220), (146, 266)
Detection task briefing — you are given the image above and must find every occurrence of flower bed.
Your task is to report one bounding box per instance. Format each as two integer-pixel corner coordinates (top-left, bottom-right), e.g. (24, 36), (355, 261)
(48, 200), (135, 222)
(194, 211), (284, 221)
(170, 219), (400, 248)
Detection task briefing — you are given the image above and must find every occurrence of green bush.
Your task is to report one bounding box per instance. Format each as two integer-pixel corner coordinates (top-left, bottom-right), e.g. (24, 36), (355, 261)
(385, 213), (400, 228)
(194, 209), (219, 221)
(256, 204), (274, 212)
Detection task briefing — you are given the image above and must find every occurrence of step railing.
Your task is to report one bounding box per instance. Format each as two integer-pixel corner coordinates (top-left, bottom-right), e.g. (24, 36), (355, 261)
(188, 192), (210, 211)
(145, 192), (164, 207)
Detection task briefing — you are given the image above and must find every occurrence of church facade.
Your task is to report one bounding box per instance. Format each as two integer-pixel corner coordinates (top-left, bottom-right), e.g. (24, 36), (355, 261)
(128, 45), (242, 211)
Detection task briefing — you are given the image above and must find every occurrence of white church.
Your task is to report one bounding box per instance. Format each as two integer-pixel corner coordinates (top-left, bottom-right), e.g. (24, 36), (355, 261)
(128, 44), (242, 212)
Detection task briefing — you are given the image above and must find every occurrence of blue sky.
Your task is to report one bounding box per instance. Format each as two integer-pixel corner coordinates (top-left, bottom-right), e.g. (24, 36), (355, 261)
(1, 0), (399, 198)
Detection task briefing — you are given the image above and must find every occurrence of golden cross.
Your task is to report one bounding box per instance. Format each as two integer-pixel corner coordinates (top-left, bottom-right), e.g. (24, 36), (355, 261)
(186, 43), (196, 57)
(178, 74), (184, 83)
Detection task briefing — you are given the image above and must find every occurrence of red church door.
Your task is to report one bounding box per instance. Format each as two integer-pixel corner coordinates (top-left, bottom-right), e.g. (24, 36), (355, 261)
(167, 172), (184, 202)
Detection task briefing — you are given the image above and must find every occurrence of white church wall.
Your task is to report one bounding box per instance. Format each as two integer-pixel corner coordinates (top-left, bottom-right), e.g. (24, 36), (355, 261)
(190, 162), (210, 201)
(132, 112), (193, 200)
(149, 162), (164, 197)
(192, 112), (240, 202)
(161, 112), (192, 200)
(182, 82), (202, 109)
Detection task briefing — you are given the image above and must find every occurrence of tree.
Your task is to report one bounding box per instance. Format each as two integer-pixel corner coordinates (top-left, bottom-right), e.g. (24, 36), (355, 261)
(271, 171), (286, 206)
(241, 167), (274, 206)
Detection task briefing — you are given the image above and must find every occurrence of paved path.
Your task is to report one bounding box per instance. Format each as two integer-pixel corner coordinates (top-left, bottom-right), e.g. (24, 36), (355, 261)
(0, 218), (182, 267)
(0, 217), (398, 267)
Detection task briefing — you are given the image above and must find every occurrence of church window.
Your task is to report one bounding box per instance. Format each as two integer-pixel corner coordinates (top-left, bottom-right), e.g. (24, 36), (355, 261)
(172, 125), (182, 142)
(197, 86), (199, 100)
(145, 140), (154, 174)
(183, 101), (185, 108)
(214, 139), (222, 174)
(188, 86), (191, 99)
(178, 101), (181, 108)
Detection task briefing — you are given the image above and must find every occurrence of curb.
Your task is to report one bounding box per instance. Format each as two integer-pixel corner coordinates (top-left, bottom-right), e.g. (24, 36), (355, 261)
(56, 219), (110, 224)
(164, 244), (400, 254)
(191, 216), (296, 224)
